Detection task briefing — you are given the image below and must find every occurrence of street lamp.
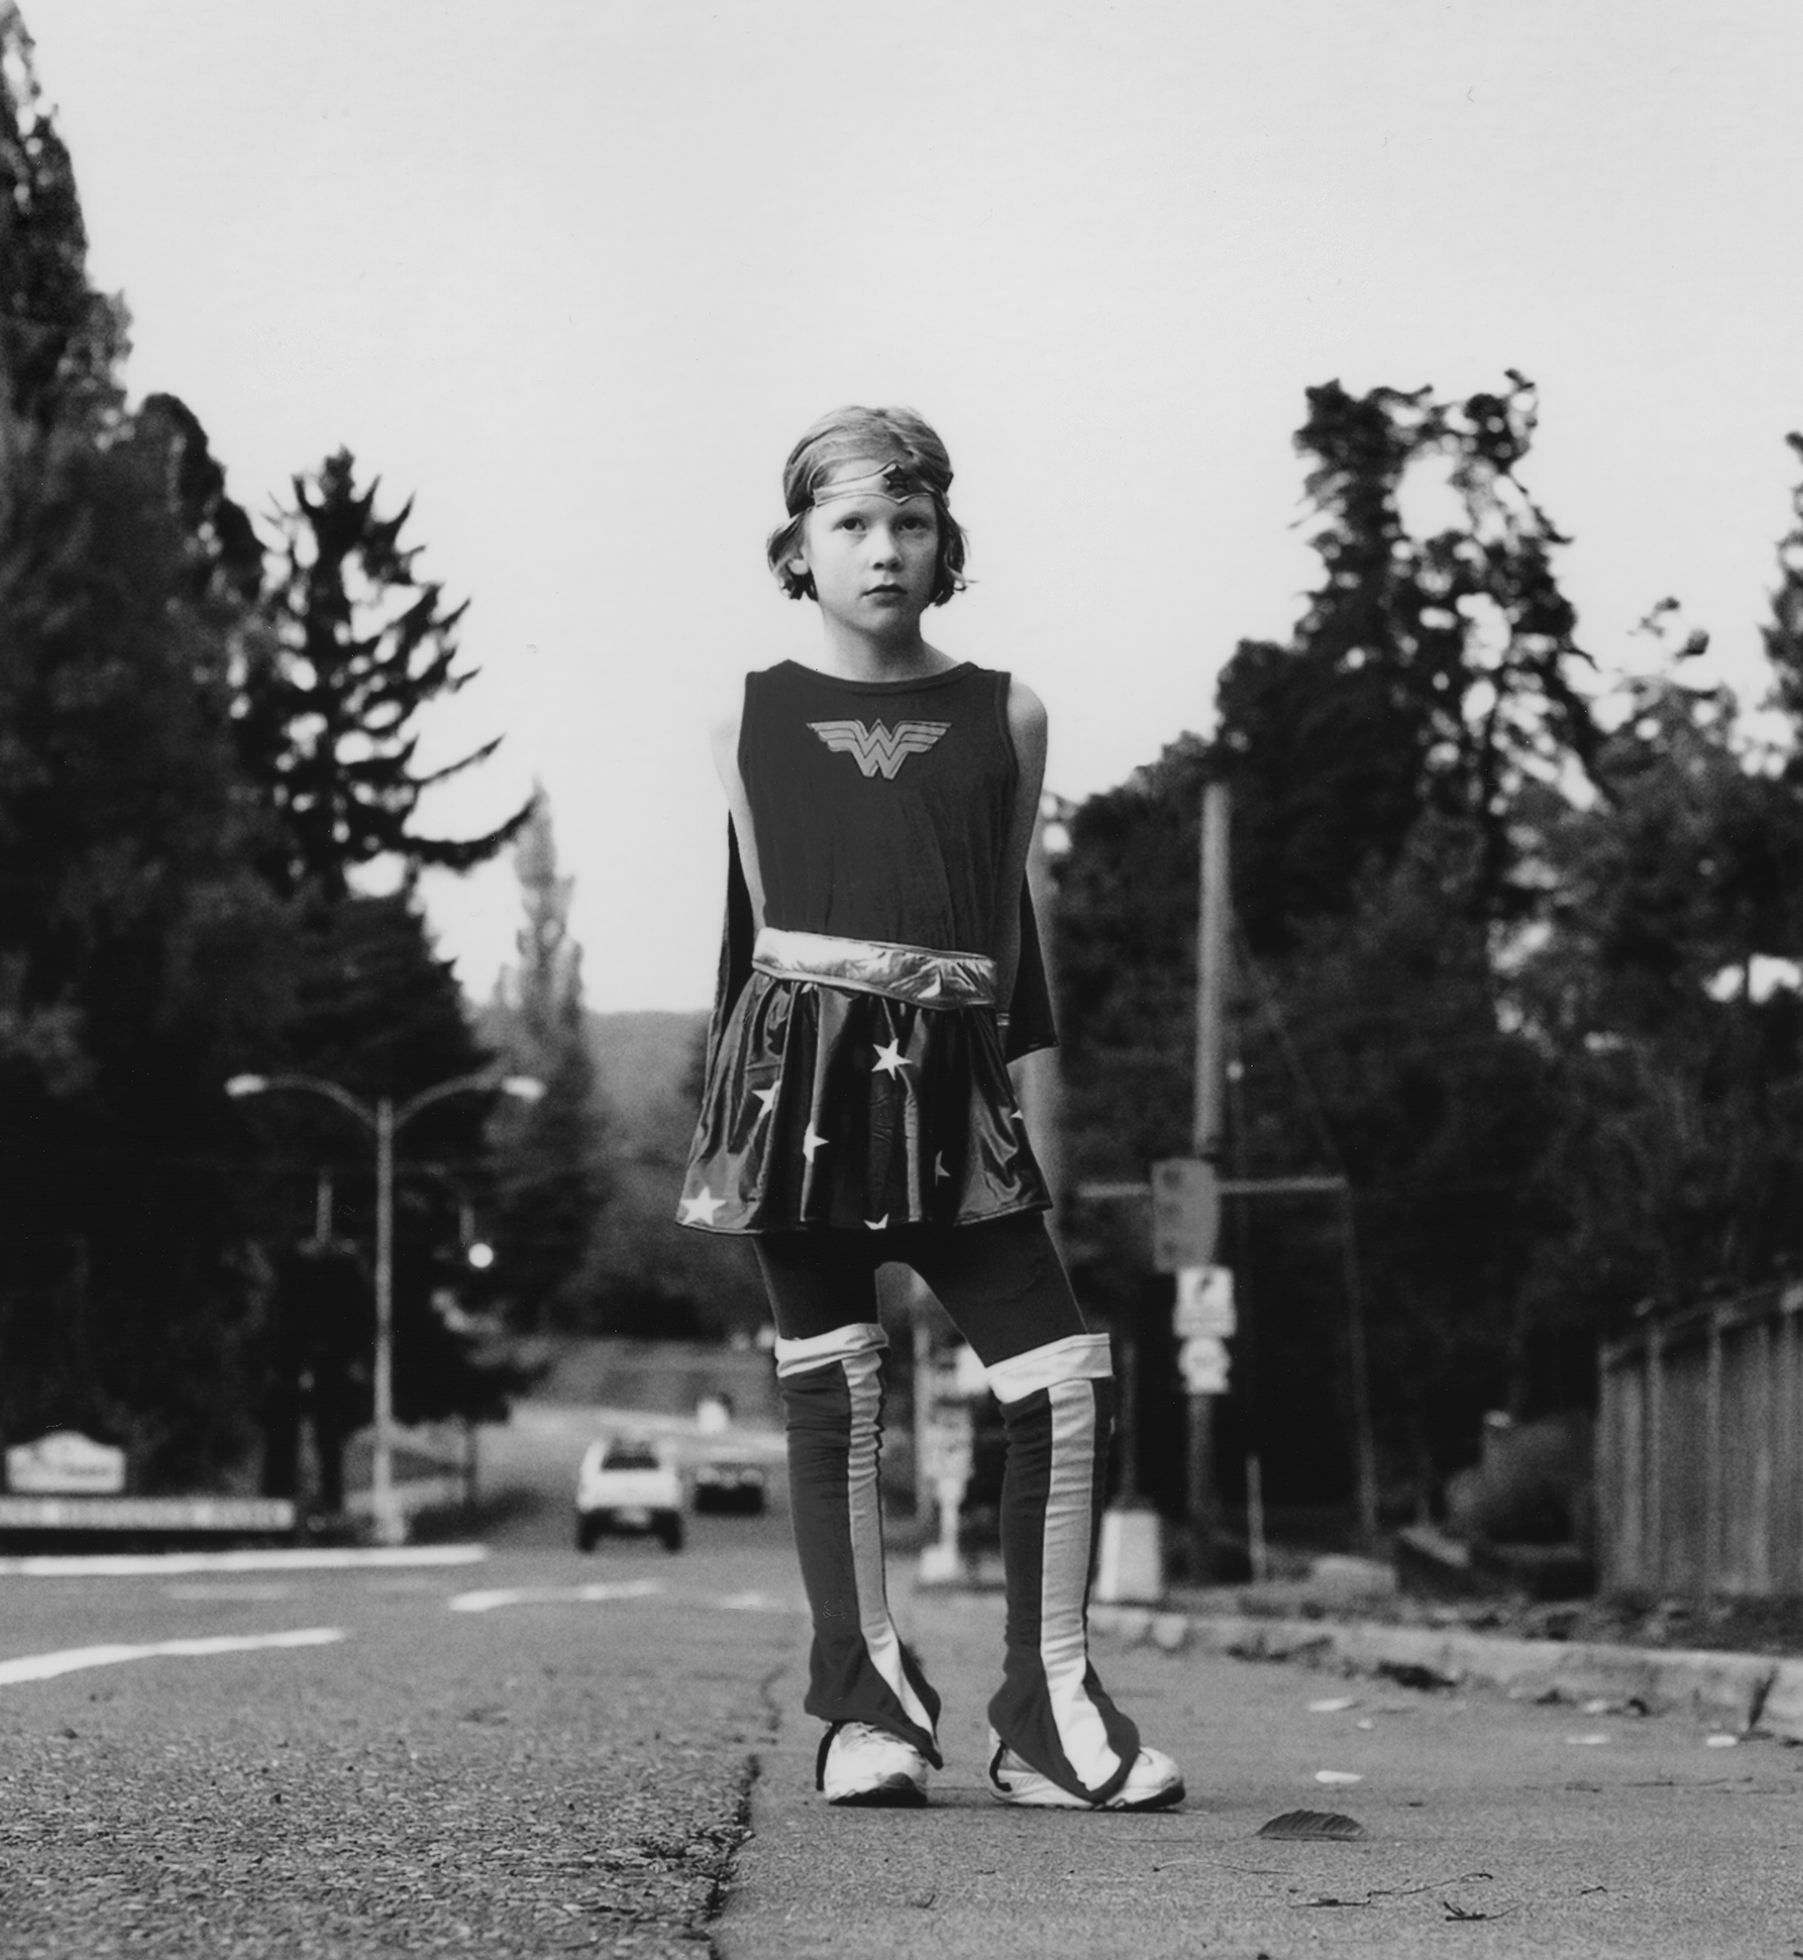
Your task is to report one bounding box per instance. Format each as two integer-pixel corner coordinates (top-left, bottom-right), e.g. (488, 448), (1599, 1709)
(227, 1068), (544, 1543)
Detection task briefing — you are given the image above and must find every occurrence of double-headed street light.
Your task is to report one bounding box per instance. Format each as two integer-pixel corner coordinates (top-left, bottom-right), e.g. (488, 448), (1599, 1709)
(227, 1068), (545, 1544)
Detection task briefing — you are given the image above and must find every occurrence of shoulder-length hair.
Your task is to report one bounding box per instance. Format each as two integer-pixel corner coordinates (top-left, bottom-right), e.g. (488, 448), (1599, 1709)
(765, 404), (968, 606)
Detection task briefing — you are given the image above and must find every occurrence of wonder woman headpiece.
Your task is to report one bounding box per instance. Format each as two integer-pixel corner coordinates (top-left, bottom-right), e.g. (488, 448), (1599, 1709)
(808, 458), (935, 508)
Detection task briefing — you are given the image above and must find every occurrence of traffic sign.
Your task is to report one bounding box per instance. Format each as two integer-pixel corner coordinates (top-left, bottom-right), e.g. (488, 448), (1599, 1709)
(1174, 1265), (1236, 1338)
(1151, 1158), (1219, 1272)
(922, 1405), (974, 1485)
(1178, 1335), (1231, 1395)
(5, 1429), (125, 1495)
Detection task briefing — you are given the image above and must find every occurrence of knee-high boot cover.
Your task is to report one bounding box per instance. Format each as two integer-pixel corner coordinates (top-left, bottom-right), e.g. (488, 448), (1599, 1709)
(986, 1332), (1141, 1805)
(774, 1324), (942, 1774)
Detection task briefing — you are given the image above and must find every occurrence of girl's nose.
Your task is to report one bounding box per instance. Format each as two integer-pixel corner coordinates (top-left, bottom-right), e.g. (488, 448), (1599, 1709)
(868, 525), (902, 565)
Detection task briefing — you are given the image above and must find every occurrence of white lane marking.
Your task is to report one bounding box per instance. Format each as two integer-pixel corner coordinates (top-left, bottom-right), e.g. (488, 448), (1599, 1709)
(716, 1590), (785, 1611)
(0, 1627), (345, 1688)
(164, 1583), (295, 1602)
(0, 1545), (488, 1578)
(447, 1580), (666, 1614)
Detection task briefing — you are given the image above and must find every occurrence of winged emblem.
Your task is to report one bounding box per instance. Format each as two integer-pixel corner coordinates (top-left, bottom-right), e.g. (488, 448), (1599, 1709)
(807, 718), (951, 780)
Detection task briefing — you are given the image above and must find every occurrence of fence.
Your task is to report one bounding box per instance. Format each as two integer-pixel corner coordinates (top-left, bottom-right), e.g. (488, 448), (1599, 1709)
(1597, 1281), (1803, 1599)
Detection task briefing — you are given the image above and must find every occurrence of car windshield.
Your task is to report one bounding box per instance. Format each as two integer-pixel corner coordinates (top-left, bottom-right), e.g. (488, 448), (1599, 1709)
(601, 1444), (660, 1470)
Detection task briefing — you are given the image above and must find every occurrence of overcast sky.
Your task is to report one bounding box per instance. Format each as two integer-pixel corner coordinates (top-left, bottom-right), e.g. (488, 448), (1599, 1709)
(22, 0), (1803, 1010)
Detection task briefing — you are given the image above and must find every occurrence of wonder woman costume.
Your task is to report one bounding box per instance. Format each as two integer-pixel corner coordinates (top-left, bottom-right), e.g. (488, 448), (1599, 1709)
(678, 657), (1056, 1236)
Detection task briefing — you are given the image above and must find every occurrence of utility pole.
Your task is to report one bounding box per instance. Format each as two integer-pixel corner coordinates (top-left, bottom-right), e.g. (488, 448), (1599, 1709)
(372, 1097), (397, 1546)
(1088, 775), (1382, 1573)
(1187, 779), (1231, 1579)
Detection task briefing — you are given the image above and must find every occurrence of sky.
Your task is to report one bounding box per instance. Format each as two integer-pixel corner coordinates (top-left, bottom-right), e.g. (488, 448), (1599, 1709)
(20, 0), (1803, 1011)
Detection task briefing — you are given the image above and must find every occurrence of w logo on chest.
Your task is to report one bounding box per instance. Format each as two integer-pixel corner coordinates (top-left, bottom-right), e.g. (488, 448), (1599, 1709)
(807, 718), (951, 780)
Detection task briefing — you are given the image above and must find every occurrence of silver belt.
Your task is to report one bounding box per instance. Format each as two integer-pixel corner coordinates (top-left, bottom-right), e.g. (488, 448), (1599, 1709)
(752, 927), (997, 1010)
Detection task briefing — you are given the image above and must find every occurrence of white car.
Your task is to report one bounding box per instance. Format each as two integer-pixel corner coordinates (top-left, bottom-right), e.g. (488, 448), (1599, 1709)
(575, 1438), (684, 1553)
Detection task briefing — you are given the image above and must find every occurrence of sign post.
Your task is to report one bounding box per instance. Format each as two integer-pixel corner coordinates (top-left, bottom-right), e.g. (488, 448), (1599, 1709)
(1150, 1159), (1220, 1274)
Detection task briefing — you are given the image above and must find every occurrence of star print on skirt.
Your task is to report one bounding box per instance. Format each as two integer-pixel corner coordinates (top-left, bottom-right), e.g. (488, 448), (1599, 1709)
(677, 934), (1051, 1235)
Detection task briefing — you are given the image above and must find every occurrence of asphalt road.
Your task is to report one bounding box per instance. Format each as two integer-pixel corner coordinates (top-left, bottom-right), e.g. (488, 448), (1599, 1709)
(11, 1393), (1803, 1959)
(728, 1582), (1803, 1960)
(0, 1405), (803, 1960)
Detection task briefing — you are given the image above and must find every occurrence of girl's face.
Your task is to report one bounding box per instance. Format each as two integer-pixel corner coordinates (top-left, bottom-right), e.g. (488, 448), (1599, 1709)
(792, 477), (940, 637)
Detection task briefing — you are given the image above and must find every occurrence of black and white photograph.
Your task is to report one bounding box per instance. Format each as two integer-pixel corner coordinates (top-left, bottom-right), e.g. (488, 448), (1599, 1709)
(3, 2), (1802, 1953)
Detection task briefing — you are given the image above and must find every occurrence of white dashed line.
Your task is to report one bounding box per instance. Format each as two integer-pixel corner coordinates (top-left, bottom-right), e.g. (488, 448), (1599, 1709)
(0, 1627), (346, 1688)
(444, 1582), (798, 1616)
(447, 1580), (666, 1614)
(163, 1583), (295, 1602)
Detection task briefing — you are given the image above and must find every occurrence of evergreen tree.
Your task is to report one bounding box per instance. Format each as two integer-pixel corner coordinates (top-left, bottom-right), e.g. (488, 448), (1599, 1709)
(250, 448), (531, 897)
(0, 3), (127, 429)
(135, 391), (265, 608)
(487, 792), (609, 1330)
(1762, 433), (1803, 790)
(0, 390), (293, 1483)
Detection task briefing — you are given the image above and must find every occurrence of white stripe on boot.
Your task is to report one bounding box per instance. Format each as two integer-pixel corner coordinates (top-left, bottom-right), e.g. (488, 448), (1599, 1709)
(774, 1322), (935, 1741)
(989, 1331), (1120, 1794)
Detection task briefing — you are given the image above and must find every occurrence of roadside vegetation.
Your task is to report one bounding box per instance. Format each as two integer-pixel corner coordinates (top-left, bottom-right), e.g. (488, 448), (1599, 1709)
(2, 4), (1798, 1530)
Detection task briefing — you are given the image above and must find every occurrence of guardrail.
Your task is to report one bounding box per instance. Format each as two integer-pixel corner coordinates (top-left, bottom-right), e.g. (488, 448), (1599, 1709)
(0, 1421), (475, 1550)
(1597, 1281), (1803, 1599)
(0, 1494), (297, 1549)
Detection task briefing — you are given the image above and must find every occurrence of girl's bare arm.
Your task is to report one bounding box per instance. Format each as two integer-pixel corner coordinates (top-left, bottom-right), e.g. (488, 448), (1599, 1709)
(996, 676), (1048, 1017)
(709, 691), (767, 929)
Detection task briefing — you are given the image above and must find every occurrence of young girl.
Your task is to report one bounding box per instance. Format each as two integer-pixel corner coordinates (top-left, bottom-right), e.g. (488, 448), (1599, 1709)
(678, 406), (1182, 1813)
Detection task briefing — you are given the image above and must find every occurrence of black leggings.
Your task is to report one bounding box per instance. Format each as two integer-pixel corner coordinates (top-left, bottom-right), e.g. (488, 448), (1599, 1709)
(753, 1213), (1089, 1366)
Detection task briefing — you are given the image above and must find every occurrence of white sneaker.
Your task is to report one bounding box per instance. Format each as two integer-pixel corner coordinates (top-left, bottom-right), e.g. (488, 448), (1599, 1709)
(985, 1728), (1185, 1811)
(818, 1721), (930, 1807)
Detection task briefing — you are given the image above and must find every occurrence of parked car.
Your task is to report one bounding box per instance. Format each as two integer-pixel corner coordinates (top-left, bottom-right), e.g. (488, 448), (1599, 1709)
(576, 1438), (684, 1552)
(693, 1454), (768, 1515)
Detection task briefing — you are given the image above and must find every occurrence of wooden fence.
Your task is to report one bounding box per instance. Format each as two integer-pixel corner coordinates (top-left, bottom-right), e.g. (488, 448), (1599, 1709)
(1597, 1281), (1803, 1599)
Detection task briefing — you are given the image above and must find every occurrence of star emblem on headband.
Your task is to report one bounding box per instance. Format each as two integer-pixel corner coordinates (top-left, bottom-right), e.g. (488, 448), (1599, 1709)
(810, 458), (932, 508)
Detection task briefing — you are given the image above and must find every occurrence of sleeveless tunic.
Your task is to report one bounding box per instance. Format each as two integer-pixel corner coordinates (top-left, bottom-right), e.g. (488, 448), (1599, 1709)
(678, 660), (1055, 1234)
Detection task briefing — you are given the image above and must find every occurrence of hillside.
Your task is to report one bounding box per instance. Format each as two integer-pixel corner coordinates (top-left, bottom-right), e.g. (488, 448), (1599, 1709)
(584, 1008), (765, 1331)
(586, 1009), (706, 1154)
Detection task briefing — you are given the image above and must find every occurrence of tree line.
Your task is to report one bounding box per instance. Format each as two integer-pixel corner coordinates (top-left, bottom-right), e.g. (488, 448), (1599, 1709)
(0, 9), (605, 1497)
(1055, 374), (1803, 1525)
(11, 2), (1800, 1526)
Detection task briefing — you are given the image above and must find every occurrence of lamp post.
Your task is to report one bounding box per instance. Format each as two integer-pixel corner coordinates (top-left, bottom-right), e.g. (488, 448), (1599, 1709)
(227, 1068), (544, 1544)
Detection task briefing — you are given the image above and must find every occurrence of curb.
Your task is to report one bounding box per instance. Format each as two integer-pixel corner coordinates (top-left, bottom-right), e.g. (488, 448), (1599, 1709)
(1089, 1603), (1803, 1742)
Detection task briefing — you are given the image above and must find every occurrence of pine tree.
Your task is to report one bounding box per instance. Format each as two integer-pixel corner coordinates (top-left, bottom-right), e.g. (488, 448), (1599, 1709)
(0, 3), (127, 429)
(1763, 432), (1803, 760)
(0, 388), (293, 1482)
(250, 448), (531, 897)
(488, 791), (609, 1330)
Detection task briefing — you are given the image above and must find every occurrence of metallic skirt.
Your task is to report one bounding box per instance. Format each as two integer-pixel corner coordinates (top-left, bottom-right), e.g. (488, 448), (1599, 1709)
(677, 929), (1051, 1235)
